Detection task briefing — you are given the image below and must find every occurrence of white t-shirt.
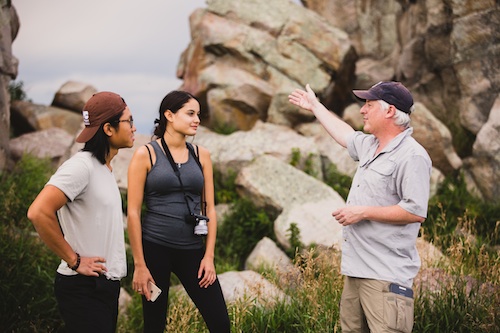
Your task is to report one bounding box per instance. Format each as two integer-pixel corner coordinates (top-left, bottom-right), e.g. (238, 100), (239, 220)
(47, 151), (127, 280)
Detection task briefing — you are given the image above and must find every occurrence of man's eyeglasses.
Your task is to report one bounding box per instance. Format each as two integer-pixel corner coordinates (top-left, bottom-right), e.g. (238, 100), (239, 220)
(114, 117), (134, 128)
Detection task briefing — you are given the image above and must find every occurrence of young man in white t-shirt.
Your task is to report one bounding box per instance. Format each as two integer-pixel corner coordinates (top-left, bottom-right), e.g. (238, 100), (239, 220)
(28, 91), (136, 332)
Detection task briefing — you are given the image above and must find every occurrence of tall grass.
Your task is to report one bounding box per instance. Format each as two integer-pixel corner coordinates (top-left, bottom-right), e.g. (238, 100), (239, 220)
(118, 233), (499, 332)
(414, 219), (500, 331)
(413, 171), (500, 332)
(119, 248), (344, 333)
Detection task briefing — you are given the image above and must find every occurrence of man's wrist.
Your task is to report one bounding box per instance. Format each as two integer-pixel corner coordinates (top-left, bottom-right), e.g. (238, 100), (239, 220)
(67, 252), (81, 271)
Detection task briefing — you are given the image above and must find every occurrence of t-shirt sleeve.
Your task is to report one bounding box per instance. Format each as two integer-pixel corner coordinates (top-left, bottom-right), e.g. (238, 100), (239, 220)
(46, 154), (92, 202)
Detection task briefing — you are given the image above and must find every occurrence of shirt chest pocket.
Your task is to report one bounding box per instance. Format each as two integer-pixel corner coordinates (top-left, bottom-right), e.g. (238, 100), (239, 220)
(365, 161), (397, 196)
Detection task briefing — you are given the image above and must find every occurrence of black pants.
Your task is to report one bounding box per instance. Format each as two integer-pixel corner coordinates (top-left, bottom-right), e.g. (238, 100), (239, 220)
(54, 273), (121, 333)
(142, 240), (230, 333)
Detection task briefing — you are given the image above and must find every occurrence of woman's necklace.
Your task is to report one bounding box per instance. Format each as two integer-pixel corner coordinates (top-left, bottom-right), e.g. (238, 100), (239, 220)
(176, 146), (188, 169)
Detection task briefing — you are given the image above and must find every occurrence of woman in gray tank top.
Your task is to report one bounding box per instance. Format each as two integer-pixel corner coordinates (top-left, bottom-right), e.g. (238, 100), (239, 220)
(127, 91), (230, 333)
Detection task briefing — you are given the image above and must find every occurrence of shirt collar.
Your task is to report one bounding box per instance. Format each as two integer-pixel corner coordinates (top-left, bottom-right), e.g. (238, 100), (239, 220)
(380, 127), (413, 154)
(360, 127), (414, 167)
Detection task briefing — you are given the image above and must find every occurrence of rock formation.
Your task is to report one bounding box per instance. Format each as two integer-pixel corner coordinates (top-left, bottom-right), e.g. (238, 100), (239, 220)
(174, 0), (499, 202)
(0, 0), (19, 170)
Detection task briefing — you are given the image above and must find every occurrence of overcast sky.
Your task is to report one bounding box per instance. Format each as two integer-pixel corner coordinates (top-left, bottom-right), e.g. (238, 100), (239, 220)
(12, 0), (207, 134)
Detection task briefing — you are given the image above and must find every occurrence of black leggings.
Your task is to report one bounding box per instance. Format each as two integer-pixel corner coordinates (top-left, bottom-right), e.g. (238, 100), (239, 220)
(142, 240), (230, 333)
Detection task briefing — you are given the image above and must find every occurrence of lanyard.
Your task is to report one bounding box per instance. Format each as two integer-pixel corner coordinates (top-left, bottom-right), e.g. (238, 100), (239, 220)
(160, 137), (197, 215)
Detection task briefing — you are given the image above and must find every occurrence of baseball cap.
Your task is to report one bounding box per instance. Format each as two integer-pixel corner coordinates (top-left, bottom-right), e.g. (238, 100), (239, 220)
(353, 81), (414, 114)
(76, 92), (127, 143)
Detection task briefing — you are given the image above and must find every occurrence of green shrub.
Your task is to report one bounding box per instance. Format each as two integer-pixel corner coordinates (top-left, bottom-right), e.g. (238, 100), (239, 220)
(285, 222), (303, 258)
(213, 167), (238, 204)
(290, 148), (353, 199)
(323, 163), (352, 201)
(289, 148), (301, 168)
(425, 172), (500, 248)
(0, 224), (63, 332)
(0, 154), (62, 331)
(117, 293), (144, 332)
(0, 155), (54, 228)
(8, 80), (30, 102)
(216, 198), (275, 270)
(289, 148), (318, 178)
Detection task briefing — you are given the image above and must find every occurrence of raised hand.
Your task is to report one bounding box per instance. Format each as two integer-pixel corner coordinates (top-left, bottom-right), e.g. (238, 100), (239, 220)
(288, 84), (318, 112)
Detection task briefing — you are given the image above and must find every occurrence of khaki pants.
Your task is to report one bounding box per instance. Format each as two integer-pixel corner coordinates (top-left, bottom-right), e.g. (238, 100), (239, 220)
(340, 277), (414, 333)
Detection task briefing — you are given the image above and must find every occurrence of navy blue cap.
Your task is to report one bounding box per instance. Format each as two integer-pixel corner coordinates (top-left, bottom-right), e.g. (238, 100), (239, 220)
(353, 81), (414, 114)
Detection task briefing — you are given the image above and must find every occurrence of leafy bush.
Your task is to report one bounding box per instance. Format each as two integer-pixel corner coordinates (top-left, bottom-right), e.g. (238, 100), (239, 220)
(0, 155), (63, 331)
(323, 163), (352, 201)
(213, 167), (238, 204)
(285, 222), (303, 258)
(8, 80), (30, 102)
(117, 293), (144, 332)
(215, 198), (275, 270)
(0, 155), (54, 229)
(289, 147), (319, 178)
(0, 224), (63, 332)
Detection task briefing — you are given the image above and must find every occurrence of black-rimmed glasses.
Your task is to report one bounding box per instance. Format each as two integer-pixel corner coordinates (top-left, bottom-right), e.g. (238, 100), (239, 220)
(114, 117), (134, 128)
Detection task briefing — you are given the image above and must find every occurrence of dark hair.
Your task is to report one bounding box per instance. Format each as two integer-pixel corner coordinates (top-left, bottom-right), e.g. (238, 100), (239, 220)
(153, 90), (199, 138)
(82, 111), (124, 164)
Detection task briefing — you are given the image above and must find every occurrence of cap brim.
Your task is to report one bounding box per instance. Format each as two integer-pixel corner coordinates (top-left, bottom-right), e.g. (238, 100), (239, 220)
(352, 89), (380, 101)
(75, 126), (100, 143)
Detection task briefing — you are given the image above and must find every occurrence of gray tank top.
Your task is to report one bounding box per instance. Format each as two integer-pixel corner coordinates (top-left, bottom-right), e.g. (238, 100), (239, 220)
(142, 141), (204, 249)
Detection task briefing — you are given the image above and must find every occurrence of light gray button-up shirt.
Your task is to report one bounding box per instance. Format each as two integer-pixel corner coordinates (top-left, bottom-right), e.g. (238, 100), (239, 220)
(342, 127), (432, 287)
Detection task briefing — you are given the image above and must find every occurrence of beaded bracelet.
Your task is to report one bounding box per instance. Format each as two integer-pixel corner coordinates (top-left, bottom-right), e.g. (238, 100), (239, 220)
(68, 252), (81, 271)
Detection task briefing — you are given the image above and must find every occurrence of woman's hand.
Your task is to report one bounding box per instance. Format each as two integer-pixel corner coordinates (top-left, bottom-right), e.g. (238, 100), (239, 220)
(133, 265), (155, 301)
(198, 256), (216, 288)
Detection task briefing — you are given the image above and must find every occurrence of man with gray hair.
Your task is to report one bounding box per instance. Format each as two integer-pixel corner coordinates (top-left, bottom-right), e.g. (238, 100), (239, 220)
(289, 81), (431, 333)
